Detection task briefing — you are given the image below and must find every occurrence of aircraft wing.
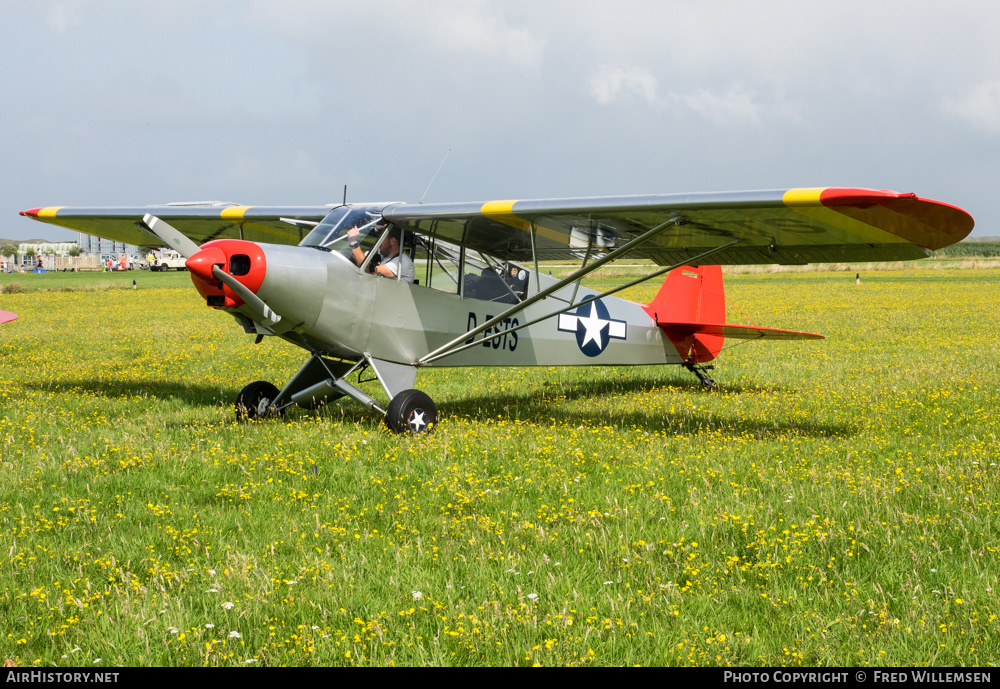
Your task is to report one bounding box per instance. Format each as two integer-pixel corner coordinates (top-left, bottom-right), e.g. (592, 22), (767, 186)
(381, 187), (974, 265)
(19, 204), (332, 248)
(22, 187), (973, 265)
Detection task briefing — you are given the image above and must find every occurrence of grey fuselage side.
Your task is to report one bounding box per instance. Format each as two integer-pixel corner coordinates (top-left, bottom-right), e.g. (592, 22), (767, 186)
(250, 243), (679, 368)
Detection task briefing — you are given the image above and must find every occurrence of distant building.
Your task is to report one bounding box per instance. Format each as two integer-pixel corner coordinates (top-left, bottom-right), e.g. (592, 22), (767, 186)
(17, 241), (77, 255)
(76, 233), (142, 261)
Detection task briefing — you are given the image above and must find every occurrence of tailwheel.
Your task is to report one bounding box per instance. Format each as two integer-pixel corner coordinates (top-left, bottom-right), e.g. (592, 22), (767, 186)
(235, 381), (283, 421)
(384, 389), (437, 434)
(683, 362), (717, 389)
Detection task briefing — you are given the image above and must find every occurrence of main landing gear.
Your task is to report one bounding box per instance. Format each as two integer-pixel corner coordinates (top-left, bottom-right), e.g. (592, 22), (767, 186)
(384, 389), (437, 434)
(233, 354), (436, 434)
(235, 381), (283, 421)
(683, 362), (717, 388)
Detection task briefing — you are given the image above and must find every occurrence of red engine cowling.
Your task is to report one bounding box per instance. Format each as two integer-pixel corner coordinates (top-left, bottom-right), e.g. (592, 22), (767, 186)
(186, 240), (267, 308)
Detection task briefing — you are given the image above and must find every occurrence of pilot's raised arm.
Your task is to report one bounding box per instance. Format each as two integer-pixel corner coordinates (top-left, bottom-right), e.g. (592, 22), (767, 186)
(347, 225), (415, 283)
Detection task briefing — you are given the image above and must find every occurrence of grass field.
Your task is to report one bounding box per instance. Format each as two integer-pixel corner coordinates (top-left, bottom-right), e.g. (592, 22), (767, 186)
(0, 267), (997, 666)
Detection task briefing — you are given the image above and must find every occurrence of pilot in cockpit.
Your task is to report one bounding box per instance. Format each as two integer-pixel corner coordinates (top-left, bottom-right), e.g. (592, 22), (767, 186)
(347, 224), (415, 283)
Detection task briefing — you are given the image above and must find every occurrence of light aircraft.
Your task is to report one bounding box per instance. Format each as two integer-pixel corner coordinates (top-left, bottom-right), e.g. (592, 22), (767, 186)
(20, 187), (973, 433)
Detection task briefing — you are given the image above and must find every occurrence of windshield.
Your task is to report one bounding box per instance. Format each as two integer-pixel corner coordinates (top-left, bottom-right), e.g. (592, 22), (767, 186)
(300, 206), (384, 260)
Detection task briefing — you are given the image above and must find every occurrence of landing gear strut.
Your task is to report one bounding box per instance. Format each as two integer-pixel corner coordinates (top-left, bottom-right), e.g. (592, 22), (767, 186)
(233, 354), (435, 434)
(683, 362), (717, 388)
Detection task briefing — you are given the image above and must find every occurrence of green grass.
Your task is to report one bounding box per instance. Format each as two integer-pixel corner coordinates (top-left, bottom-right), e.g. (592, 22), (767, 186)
(0, 269), (998, 666)
(0, 268), (191, 293)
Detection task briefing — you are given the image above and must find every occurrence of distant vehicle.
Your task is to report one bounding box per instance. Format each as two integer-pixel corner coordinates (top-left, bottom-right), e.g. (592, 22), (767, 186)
(149, 249), (187, 272)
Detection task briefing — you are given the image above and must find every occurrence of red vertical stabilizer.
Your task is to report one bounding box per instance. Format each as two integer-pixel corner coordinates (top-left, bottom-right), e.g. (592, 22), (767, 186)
(643, 266), (825, 363)
(642, 265), (726, 363)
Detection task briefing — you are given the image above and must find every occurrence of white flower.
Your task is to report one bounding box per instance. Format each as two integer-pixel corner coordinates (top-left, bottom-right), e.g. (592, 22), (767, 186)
(205, 624), (215, 629)
(209, 569), (216, 576)
(604, 581), (614, 585)
(527, 593), (538, 600)
(412, 591), (422, 600)
(245, 658), (257, 663)
(222, 601), (234, 609)
(229, 631), (241, 638)
(93, 659), (101, 664)
(206, 588), (219, 593)
(286, 580), (297, 585)
(168, 627), (179, 634)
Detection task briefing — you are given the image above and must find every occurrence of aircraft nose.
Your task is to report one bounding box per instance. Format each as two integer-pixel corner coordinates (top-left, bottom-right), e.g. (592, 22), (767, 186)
(187, 240), (268, 308)
(186, 246), (226, 285)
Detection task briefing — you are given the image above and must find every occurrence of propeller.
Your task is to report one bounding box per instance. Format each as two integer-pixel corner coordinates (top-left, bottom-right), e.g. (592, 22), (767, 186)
(140, 214), (201, 258)
(211, 265), (281, 328)
(140, 214), (282, 329)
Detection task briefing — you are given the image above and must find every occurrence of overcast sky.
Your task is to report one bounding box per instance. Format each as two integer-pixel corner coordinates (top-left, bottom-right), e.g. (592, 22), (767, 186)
(2, 0), (997, 241)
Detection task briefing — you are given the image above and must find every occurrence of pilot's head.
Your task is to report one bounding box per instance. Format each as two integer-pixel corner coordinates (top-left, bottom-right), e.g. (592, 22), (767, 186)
(379, 225), (402, 257)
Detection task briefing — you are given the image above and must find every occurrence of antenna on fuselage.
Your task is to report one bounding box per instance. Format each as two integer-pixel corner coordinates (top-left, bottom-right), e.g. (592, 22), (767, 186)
(343, 185), (347, 206)
(419, 148), (451, 204)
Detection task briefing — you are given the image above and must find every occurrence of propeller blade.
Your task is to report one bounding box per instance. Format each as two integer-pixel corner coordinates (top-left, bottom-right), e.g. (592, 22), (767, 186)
(211, 265), (281, 327)
(140, 214), (202, 258)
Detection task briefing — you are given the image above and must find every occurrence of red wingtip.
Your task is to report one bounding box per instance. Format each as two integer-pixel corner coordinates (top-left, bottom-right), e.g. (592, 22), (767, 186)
(20, 208), (41, 217)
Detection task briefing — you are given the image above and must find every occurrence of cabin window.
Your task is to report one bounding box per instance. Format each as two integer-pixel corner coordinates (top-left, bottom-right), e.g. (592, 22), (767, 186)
(300, 206), (384, 265)
(410, 235), (460, 293)
(462, 249), (528, 304)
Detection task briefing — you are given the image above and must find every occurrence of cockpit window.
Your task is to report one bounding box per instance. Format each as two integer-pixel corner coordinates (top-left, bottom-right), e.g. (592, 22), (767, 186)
(300, 207), (383, 261)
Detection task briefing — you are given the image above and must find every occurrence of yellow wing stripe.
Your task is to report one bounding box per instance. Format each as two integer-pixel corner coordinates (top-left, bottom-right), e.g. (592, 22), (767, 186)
(481, 200), (530, 231)
(481, 200), (518, 215)
(480, 200), (568, 243)
(38, 207), (64, 218)
(220, 206), (251, 221)
(782, 188), (826, 206)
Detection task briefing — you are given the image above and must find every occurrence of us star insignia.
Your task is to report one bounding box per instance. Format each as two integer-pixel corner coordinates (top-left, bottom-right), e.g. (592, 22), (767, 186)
(557, 299), (627, 357)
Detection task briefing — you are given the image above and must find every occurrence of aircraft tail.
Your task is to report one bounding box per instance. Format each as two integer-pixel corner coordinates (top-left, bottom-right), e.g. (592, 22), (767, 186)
(642, 265), (823, 364)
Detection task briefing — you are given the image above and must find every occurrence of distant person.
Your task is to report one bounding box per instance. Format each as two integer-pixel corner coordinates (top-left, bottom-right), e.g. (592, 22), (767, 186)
(346, 224), (415, 283)
(855, 272), (860, 285)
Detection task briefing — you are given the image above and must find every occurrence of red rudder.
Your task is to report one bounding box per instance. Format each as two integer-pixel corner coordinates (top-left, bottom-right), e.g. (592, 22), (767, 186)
(642, 265), (725, 363)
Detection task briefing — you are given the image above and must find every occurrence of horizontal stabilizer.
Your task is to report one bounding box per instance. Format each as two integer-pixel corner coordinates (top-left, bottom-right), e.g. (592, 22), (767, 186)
(658, 322), (824, 340)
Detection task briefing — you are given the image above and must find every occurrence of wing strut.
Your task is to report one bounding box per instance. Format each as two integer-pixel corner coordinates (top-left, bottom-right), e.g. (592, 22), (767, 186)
(415, 215), (686, 366)
(417, 239), (741, 365)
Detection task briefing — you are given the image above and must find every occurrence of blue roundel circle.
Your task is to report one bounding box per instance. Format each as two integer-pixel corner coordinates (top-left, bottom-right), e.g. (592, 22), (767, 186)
(556, 299), (628, 358)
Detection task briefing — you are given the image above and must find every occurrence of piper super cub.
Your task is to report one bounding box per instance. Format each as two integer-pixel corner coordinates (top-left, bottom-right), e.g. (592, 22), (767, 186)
(21, 187), (973, 433)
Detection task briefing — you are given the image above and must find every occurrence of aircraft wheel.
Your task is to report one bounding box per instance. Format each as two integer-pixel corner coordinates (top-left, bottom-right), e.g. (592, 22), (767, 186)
(235, 381), (283, 421)
(384, 389), (437, 434)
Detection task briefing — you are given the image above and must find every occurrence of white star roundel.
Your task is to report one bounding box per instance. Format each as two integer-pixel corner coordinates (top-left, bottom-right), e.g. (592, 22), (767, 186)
(557, 299), (627, 357)
(408, 409), (427, 432)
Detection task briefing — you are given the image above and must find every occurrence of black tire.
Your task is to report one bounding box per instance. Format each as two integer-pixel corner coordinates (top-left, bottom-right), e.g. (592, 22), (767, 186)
(384, 389), (437, 434)
(235, 381), (282, 421)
